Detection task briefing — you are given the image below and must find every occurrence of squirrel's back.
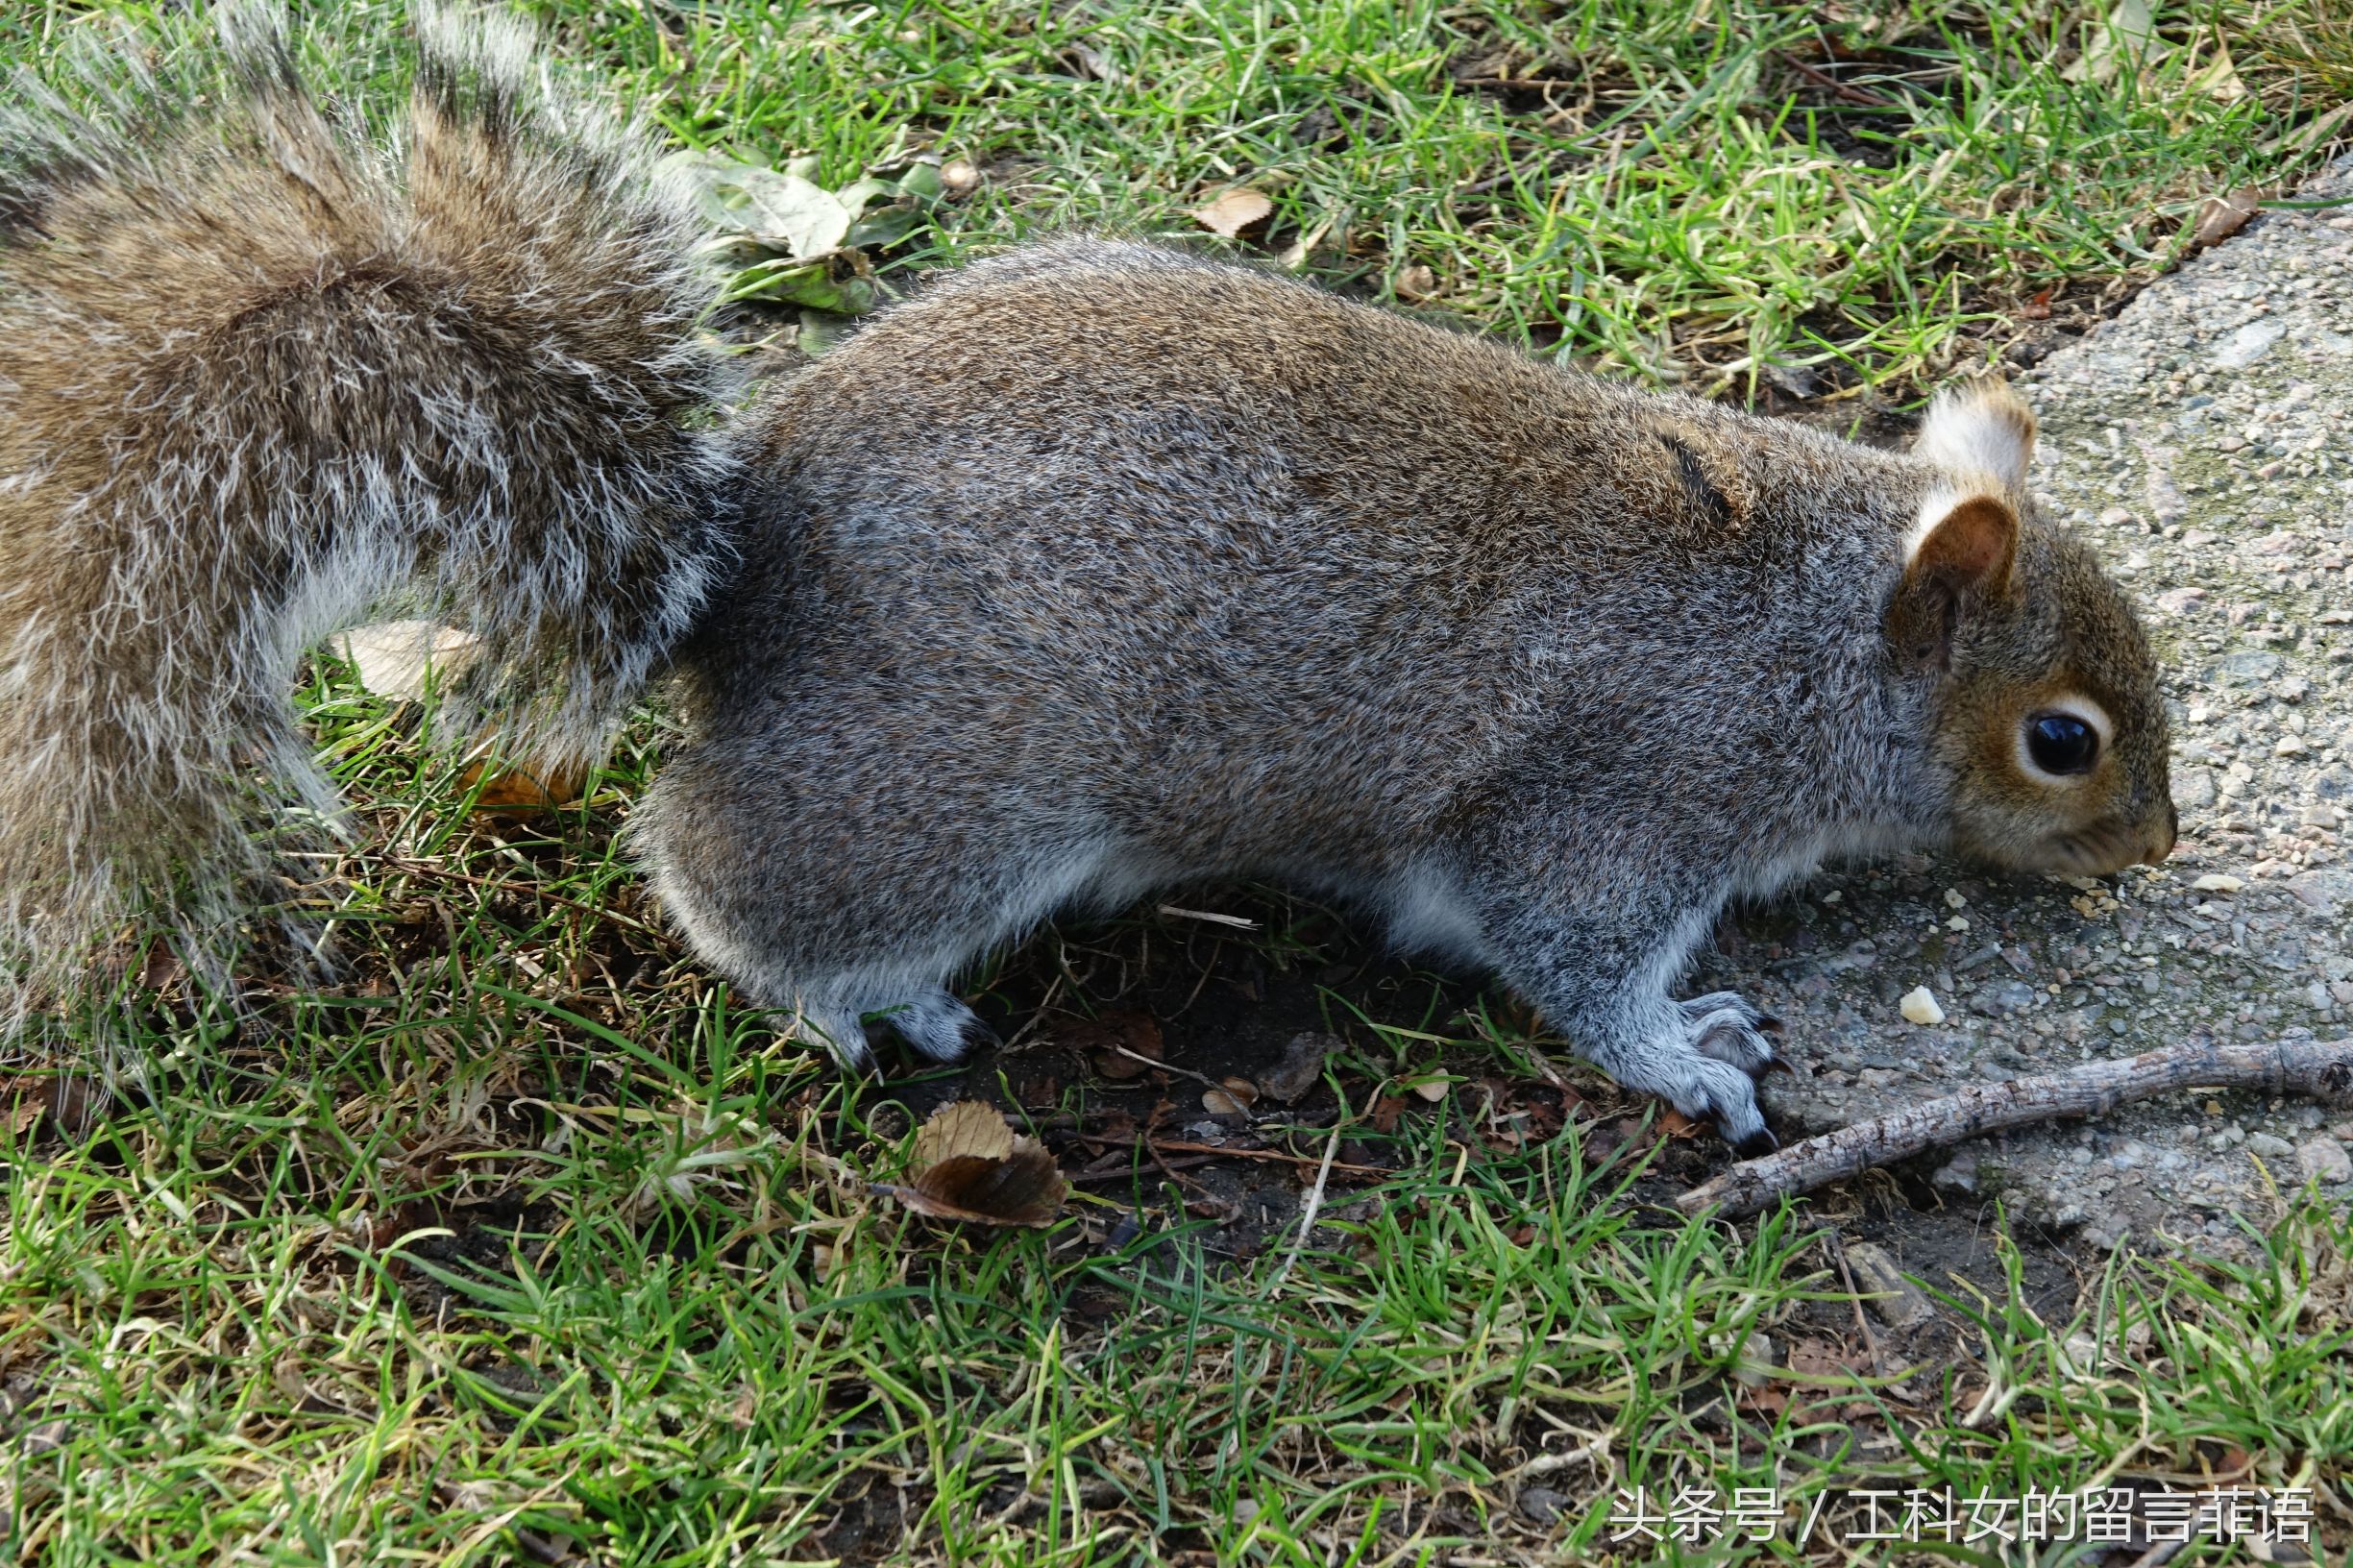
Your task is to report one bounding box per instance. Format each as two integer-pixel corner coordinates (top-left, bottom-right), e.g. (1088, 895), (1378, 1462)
(698, 240), (1939, 867)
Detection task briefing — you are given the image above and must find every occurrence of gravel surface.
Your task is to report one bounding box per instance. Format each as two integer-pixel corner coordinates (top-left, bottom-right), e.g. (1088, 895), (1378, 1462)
(1726, 155), (2353, 1255)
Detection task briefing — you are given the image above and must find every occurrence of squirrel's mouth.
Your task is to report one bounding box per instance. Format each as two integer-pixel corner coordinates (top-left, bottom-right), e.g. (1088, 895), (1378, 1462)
(1950, 812), (2175, 877)
(2036, 819), (2174, 875)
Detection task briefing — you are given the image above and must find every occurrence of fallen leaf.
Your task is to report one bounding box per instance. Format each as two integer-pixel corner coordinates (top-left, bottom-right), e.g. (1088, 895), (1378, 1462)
(660, 152), (938, 316)
(337, 619), (482, 702)
(2185, 37), (2245, 104)
(705, 162), (854, 257)
(875, 1100), (1067, 1228)
(915, 1099), (1013, 1165)
(1261, 1031), (1338, 1103)
(137, 938), (185, 992)
(1063, 1009), (1165, 1080)
(1410, 1076), (1450, 1103)
(1785, 1337), (1850, 1379)
(1656, 1108), (1703, 1139)
(460, 757), (587, 815)
(1190, 187), (1273, 238)
(2065, 0), (2158, 87)
(2192, 186), (2262, 250)
(1012, 1068), (1063, 1109)
(1394, 263), (1437, 301)
(1202, 1078), (1258, 1116)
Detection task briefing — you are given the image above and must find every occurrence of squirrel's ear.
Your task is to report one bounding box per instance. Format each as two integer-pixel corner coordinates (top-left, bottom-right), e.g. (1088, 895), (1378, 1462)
(1907, 494), (2018, 591)
(1889, 493), (2020, 669)
(1913, 381), (2036, 492)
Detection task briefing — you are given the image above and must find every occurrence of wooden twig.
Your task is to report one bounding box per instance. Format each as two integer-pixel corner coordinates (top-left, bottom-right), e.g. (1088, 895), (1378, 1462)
(1826, 1234), (1884, 1380)
(1066, 1154), (1224, 1183)
(1777, 54), (1896, 108)
(1066, 1130), (1389, 1177)
(1677, 1037), (2353, 1219)
(1272, 1124), (1345, 1288)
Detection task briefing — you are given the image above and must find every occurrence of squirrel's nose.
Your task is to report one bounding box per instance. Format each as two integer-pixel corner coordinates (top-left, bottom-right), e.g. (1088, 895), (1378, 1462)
(2142, 799), (2179, 866)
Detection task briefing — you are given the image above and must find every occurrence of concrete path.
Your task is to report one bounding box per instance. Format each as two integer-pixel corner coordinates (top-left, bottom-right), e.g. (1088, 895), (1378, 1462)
(1730, 157), (2353, 1253)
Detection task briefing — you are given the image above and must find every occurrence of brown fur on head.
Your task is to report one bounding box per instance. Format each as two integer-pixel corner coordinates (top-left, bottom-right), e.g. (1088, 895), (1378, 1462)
(1891, 382), (2176, 874)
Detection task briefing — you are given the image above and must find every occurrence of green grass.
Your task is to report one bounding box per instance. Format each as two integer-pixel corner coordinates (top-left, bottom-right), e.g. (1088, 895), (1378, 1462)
(4, 0), (2353, 1562)
(514, 0), (2350, 399)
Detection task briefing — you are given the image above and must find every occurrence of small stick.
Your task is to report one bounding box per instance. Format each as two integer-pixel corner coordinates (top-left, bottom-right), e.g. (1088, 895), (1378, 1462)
(1066, 1131), (1389, 1176)
(1826, 1234), (1884, 1380)
(1677, 1037), (2353, 1219)
(1777, 54), (1896, 108)
(1273, 1123), (1345, 1287)
(1066, 1153), (1224, 1183)
(1156, 904), (1260, 931)
(1109, 1042), (1221, 1088)
(1153, 1137), (1387, 1175)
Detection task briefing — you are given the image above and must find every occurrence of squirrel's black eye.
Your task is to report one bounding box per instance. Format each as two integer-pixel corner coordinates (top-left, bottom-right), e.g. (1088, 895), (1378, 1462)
(2026, 713), (2098, 775)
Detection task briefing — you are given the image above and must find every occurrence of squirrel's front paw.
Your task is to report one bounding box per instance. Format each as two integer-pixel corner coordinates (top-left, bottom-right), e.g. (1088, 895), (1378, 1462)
(1635, 997), (1782, 1158)
(1679, 992), (1784, 1079)
(1658, 1058), (1779, 1160)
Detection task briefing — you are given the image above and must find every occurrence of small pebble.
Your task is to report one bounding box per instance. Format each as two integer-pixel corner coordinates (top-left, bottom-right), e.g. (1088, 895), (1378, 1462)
(2298, 1138), (2352, 1184)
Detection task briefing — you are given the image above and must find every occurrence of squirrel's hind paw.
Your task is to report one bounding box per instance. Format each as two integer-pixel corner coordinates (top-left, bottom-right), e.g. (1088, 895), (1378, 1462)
(878, 993), (997, 1064)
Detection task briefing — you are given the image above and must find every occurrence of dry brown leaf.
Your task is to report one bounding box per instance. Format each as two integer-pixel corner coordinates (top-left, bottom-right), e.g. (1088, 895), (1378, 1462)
(913, 1098), (1014, 1165)
(1062, 1008), (1164, 1080)
(1394, 263), (1437, 301)
(1201, 1078), (1258, 1116)
(1190, 187), (1273, 238)
(460, 758), (588, 815)
(877, 1100), (1067, 1228)
(1261, 1031), (1337, 1103)
(2192, 186), (2263, 250)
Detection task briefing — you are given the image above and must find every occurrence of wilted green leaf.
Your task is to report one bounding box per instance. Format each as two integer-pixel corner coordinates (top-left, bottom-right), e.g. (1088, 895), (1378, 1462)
(720, 257), (877, 314)
(717, 165), (853, 257)
(661, 151), (936, 317)
(896, 161), (945, 205)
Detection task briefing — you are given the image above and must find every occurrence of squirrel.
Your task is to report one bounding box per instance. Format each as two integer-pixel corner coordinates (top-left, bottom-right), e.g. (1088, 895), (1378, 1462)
(0, 2), (2175, 1155)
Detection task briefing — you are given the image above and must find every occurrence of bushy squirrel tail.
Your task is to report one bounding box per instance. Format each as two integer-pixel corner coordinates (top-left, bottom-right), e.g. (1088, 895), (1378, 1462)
(0, 1), (738, 1012)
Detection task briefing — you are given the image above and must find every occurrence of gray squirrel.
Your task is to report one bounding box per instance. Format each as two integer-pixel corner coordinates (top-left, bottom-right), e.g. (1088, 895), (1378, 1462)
(0, 2), (2176, 1155)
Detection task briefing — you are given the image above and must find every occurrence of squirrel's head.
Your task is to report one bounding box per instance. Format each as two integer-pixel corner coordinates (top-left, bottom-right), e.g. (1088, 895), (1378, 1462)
(1888, 382), (2176, 876)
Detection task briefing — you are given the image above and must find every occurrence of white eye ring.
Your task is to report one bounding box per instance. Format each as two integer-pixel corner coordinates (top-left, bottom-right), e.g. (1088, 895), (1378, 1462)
(2017, 696), (2112, 783)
